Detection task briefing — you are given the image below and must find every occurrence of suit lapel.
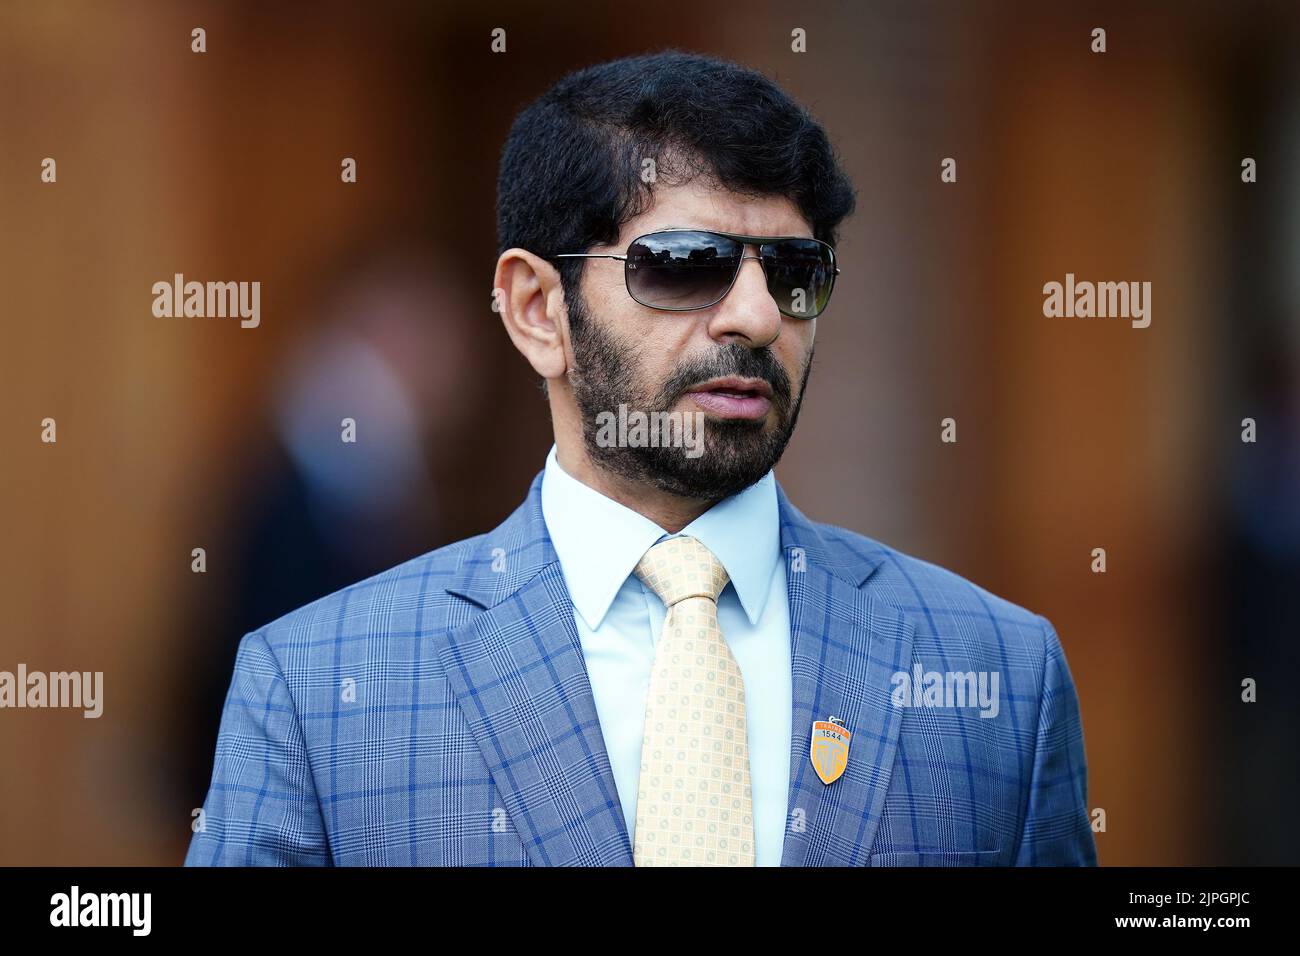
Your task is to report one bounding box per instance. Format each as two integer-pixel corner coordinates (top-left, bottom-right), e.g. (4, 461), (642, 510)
(777, 487), (915, 866)
(433, 475), (633, 866)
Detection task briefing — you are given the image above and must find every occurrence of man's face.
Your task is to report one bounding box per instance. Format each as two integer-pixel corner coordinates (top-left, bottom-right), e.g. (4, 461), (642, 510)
(565, 178), (818, 500)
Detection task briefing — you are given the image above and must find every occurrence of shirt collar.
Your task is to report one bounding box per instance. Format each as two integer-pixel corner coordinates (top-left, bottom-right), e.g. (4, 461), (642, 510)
(540, 445), (781, 630)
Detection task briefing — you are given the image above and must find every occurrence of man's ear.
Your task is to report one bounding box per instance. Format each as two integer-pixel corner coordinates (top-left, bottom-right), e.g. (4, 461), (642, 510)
(494, 248), (569, 380)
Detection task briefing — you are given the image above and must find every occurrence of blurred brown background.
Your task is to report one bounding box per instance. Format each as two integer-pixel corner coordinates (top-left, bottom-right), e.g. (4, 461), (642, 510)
(1, 0), (1297, 865)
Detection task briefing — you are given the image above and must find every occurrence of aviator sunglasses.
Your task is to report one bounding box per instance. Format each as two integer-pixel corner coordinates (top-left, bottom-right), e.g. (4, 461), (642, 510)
(551, 228), (840, 320)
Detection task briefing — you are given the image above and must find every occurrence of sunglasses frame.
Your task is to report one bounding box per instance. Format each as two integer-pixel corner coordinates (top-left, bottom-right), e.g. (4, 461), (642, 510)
(551, 227), (840, 320)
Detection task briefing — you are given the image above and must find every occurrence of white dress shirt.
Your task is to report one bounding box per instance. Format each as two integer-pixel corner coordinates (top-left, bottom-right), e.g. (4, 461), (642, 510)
(540, 445), (792, 866)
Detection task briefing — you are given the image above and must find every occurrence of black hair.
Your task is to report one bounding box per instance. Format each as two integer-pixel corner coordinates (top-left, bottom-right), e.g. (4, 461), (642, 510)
(495, 50), (856, 302)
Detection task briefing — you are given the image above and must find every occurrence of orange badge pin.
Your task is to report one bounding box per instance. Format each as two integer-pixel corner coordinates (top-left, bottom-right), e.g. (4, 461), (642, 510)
(810, 716), (851, 784)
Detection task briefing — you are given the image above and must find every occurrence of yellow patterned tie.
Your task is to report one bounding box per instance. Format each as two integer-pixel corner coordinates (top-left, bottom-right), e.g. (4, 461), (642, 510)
(632, 535), (755, 866)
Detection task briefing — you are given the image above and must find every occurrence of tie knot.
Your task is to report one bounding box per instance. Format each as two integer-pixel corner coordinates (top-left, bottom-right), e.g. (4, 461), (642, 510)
(634, 535), (729, 608)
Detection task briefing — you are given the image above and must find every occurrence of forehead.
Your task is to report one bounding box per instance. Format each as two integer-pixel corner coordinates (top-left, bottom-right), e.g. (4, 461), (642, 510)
(615, 178), (813, 245)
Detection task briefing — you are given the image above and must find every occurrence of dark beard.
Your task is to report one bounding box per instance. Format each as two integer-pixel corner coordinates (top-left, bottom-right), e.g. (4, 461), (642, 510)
(566, 289), (812, 501)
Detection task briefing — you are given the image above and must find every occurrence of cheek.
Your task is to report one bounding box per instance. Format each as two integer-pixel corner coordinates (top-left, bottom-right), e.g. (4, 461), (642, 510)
(583, 261), (632, 317)
(778, 321), (815, 373)
(587, 268), (697, 353)
(582, 268), (643, 339)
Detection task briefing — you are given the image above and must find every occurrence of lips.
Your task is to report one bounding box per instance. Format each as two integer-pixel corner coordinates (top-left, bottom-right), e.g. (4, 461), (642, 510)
(685, 377), (773, 420)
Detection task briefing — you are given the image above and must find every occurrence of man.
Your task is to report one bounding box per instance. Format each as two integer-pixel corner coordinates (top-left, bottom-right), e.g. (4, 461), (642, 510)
(187, 51), (1096, 867)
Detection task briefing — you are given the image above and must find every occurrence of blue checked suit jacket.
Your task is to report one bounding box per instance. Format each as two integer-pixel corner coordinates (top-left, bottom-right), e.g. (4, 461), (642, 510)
(186, 473), (1097, 866)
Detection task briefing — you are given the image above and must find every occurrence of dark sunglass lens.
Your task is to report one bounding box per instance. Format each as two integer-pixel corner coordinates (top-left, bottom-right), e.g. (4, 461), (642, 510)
(764, 239), (835, 318)
(625, 231), (741, 310)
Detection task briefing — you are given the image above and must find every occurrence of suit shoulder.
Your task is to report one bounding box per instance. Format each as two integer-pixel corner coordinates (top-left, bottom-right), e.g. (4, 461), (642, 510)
(252, 532), (488, 654)
(814, 520), (1050, 637)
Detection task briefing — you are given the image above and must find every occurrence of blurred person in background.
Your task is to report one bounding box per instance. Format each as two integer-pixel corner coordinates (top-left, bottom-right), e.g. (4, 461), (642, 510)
(182, 242), (480, 808)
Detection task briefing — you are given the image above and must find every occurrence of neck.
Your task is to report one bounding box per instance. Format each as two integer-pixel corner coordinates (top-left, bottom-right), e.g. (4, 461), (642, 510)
(554, 443), (717, 533)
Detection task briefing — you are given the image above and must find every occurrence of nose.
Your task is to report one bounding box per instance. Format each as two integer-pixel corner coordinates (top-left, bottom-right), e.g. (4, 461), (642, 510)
(704, 248), (782, 348)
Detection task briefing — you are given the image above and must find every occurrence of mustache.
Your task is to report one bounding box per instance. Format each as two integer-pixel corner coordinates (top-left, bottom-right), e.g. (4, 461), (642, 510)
(654, 344), (793, 409)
